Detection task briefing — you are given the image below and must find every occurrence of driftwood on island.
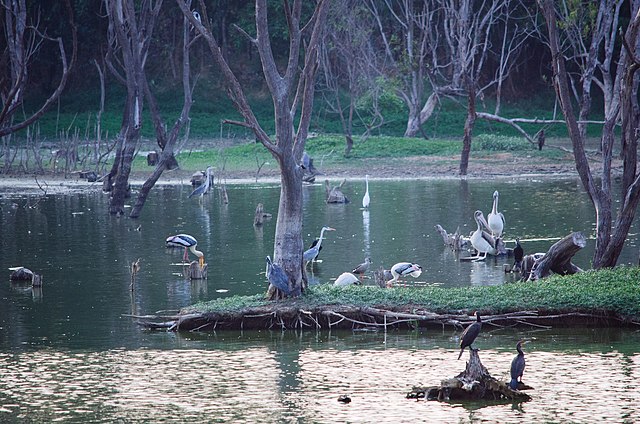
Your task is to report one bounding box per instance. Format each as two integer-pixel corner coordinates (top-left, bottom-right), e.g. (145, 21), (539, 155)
(406, 348), (531, 402)
(435, 224), (506, 256)
(131, 306), (635, 333)
(521, 232), (585, 281)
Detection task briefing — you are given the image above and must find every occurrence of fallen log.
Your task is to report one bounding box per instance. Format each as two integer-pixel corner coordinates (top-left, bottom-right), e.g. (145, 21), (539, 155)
(406, 348), (532, 402)
(525, 232), (585, 281)
(434, 225), (467, 251)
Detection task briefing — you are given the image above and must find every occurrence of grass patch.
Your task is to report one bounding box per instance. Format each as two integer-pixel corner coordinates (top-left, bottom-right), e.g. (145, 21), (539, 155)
(184, 266), (640, 319)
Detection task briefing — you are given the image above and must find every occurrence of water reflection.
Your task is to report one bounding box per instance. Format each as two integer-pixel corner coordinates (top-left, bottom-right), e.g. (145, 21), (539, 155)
(0, 329), (637, 423)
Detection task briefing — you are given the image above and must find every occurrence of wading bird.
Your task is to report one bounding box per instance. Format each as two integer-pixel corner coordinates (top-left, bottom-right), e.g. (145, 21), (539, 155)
(166, 234), (205, 267)
(266, 256), (290, 296)
(458, 311), (482, 360)
(334, 272), (360, 286)
(487, 190), (505, 238)
(388, 262), (422, 286)
(510, 340), (527, 390)
(469, 211), (497, 261)
(351, 257), (371, 279)
(189, 166), (213, 201)
(513, 238), (524, 272)
(304, 226), (335, 267)
(362, 175), (370, 209)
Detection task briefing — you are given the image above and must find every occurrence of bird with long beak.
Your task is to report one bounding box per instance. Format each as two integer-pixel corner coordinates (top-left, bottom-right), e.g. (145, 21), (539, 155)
(469, 210), (497, 261)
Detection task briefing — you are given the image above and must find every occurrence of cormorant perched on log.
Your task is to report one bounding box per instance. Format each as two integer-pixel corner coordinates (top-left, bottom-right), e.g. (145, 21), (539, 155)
(513, 238), (524, 272)
(458, 311), (482, 360)
(510, 340), (527, 390)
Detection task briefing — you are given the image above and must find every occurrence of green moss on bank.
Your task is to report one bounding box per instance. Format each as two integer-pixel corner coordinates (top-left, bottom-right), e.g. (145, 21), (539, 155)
(183, 266), (640, 320)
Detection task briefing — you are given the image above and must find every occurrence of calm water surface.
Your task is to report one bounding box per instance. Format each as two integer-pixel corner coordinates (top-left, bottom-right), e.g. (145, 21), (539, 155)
(1, 177), (639, 422)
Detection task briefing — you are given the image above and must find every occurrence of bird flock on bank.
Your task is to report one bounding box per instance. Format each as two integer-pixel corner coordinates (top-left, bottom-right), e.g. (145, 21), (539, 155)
(166, 167), (529, 391)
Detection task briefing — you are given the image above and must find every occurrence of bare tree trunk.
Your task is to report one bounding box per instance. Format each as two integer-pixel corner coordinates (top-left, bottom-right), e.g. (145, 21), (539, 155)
(459, 78), (476, 176)
(540, 0), (640, 268)
(105, 0), (162, 215)
(177, 0), (329, 298)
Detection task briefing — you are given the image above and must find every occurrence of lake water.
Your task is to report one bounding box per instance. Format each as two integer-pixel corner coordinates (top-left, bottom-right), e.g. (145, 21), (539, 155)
(1, 177), (639, 422)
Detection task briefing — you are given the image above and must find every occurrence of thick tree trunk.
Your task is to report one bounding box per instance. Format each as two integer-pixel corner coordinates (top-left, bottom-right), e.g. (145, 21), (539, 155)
(267, 157), (304, 300)
(526, 232), (585, 281)
(404, 92), (439, 137)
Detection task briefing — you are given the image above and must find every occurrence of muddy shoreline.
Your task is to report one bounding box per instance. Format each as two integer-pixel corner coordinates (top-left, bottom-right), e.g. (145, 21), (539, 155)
(0, 152), (591, 196)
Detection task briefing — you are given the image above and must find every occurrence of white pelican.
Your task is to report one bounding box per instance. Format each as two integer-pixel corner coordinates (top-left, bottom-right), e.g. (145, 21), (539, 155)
(166, 234), (205, 266)
(362, 175), (370, 209)
(469, 211), (496, 261)
(487, 190), (505, 238)
(304, 226), (336, 266)
(388, 262), (422, 286)
(334, 272), (361, 286)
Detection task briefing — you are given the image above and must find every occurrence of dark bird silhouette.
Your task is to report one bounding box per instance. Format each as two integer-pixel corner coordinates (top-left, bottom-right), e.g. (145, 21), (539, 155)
(538, 130), (545, 151)
(513, 238), (524, 272)
(510, 340), (527, 390)
(458, 311), (482, 360)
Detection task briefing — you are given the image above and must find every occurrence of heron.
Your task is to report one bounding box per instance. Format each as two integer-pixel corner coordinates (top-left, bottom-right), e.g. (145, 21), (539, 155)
(333, 272), (361, 286)
(265, 256), (290, 296)
(388, 262), (422, 286)
(469, 210), (497, 261)
(487, 190), (505, 238)
(510, 340), (527, 390)
(513, 238), (524, 272)
(362, 175), (370, 209)
(304, 226), (336, 267)
(351, 257), (371, 279)
(166, 234), (205, 267)
(189, 166), (213, 201)
(458, 311), (482, 360)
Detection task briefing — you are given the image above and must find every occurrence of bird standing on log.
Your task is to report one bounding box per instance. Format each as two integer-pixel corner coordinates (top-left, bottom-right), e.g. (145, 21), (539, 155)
(469, 211), (497, 261)
(362, 175), (370, 209)
(458, 311), (482, 360)
(510, 340), (527, 390)
(166, 234), (205, 267)
(487, 190), (505, 238)
(388, 262), (422, 286)
(304, 226), (336, 267)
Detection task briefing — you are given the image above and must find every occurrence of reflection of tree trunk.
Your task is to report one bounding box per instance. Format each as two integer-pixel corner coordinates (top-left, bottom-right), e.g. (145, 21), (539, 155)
(459, 81), (475, 176)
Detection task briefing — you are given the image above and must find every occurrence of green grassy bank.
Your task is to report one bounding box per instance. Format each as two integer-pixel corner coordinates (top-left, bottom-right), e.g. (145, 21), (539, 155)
(182, 266), (640, 323)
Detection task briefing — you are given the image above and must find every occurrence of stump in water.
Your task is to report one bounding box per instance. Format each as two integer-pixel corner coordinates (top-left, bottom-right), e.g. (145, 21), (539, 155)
(147, 151), (158, 166)
(522, 232), (585, 281)
(253, 203), (272, 226)
(434, 225), (467, 251)
(10, 267), (42, 286)
(325, 180), (350, 203)
(407, 348), (531, 402)
(183, 261), (208, 280)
